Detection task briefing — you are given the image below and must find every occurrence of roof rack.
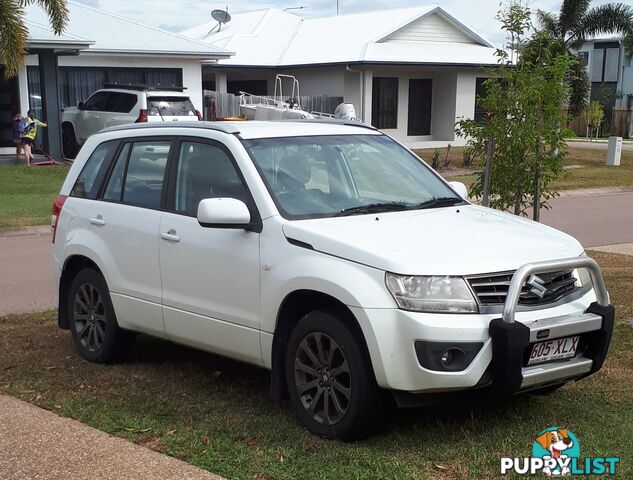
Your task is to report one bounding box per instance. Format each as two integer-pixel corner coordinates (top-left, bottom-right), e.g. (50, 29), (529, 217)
(102, 83), (187, 92)
(100, 121), (240, 135)
(278, 118), (377, 130)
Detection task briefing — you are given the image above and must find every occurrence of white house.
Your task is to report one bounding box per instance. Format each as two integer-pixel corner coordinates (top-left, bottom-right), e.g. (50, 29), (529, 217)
(576, 36), (632, 110)
(1, 1), (232, 158)
(183, 5), (499, 147)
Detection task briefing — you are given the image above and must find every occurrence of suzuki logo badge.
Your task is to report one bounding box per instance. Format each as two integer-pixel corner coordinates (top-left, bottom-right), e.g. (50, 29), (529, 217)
(527, 275), (549, 299)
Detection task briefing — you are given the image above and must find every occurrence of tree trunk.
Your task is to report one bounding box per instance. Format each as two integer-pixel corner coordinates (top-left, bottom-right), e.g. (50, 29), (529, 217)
(533, 165), (541, 222)
(482, 136), (494, 207)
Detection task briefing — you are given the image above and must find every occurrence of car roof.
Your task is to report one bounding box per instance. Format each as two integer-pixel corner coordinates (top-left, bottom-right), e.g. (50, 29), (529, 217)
(98, 88), (191, 97)
(100, 120), (379, 139)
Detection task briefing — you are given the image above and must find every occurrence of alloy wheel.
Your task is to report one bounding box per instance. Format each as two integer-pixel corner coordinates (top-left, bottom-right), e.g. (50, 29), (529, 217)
(73, 282), (106, 352)
(294, 332), (351, 425)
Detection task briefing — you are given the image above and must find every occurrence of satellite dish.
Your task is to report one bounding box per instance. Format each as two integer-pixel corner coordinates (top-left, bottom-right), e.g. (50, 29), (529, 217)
(211, 9), (231, 24)
(204, 7), (231, 38)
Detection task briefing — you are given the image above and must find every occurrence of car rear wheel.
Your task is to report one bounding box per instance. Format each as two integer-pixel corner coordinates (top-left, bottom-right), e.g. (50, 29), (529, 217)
(285, 308), (382, 440)
(68, 268), (134, 363)
(62, 124), (78, 159)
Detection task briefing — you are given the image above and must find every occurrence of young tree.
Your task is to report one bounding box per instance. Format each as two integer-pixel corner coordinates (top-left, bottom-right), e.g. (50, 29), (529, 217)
(0, 0), (69, 78)
(535, 0), (633, 116)
(456, 2), (573, 221)
(584, 100), (605, 139)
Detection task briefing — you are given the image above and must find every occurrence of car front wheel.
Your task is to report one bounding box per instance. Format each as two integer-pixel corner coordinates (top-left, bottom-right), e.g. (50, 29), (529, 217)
(67, 268), (133, 363)
(285, 308), (382, 439)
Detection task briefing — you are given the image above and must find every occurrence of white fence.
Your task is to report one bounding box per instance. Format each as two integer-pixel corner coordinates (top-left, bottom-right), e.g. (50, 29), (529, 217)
(203, 90), (344, 119)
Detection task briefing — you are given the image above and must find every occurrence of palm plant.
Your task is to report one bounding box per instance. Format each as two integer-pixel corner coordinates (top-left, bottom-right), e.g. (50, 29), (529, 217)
(535, 0), (633, 116)
(1, 0), (68, 78)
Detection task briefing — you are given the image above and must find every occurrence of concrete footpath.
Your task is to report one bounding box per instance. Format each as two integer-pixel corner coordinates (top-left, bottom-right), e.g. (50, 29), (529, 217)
(0, 395), (224, 480)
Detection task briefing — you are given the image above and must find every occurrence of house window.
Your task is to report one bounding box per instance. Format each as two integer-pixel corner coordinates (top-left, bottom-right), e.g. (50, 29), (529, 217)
(474, 77), (488, 122)
(372, 77), (398, 129)
(407, 79), (432, 136)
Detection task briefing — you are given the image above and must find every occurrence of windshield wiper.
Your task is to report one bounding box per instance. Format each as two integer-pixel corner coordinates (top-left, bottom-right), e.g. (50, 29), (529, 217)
(335, 202), (409, 217)
(411, 196), (466, 210)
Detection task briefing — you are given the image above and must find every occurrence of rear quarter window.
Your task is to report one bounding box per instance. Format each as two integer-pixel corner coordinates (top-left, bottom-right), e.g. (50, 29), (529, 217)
(147, 96), (196, 118)
(71, 140), (119, 199)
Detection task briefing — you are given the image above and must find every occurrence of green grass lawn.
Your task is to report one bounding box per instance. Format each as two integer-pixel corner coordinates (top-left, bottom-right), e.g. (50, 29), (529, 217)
(414, 146), (633, 192)
(1, 252), (631, 479)
(0, 165), (69, 229)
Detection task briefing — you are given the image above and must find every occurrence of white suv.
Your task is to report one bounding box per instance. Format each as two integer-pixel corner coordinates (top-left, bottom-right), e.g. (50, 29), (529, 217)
(51, 121), (614, 439)
(61, 86), (201, 159)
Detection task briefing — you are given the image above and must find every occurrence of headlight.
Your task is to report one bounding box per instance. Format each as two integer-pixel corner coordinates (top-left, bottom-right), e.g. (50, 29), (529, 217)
(385, 273), (478, 313)
(573, 267), (593, 295)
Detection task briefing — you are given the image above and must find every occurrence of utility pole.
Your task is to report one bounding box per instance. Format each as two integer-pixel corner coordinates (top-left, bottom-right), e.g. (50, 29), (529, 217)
(337, 0), (339, 15)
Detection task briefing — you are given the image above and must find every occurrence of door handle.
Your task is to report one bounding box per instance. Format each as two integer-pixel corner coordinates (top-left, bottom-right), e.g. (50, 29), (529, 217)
(89, 216), (106, 226)
(160, 229), (180, 242)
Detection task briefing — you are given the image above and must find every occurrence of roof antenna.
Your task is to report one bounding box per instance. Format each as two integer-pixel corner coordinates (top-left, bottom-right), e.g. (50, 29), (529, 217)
(204, 7), (231, 39)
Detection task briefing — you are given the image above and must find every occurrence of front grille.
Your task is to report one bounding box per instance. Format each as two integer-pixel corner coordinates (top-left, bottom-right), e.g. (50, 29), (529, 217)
(466, 270), (579, 306)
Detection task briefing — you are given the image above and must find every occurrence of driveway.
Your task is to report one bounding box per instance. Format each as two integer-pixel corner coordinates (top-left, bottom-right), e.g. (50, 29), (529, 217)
(1, 189), (632, 316)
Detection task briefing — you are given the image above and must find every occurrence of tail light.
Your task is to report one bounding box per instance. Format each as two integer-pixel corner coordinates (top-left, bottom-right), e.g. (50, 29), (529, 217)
(51, 195), (67, 244)
(195, 109), (203, 121)
(135, 109), (148, 123)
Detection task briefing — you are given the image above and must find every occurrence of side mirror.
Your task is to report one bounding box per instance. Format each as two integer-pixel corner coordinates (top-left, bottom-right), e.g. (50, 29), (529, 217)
(448, 181), (468, 200)
(197, 198), (251, 228)
(78, 101), (85, 110)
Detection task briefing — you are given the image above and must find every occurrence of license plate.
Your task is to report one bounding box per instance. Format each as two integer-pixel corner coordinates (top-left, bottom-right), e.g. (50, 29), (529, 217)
(528, 336), (580, 365)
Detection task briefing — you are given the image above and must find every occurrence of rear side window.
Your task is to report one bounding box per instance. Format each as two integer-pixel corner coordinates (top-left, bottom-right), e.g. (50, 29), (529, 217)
(106, 93), (138, 113)
(101, 141), (171, 209)
(71, 141), (118, 199)
(103, 143), (130, 201)
(147, 96), (196, 118)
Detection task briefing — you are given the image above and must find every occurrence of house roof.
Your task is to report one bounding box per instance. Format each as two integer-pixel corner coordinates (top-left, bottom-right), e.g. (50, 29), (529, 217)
(24, 0), (232, 58)
(26, 19), (94, 49)
(181, 5), (498, 67)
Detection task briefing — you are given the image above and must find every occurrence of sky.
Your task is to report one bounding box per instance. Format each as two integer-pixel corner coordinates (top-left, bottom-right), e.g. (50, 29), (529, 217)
(73, 0), (620, 47)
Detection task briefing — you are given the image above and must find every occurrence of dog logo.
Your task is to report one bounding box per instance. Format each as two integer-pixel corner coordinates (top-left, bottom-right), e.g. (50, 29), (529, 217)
(533, 428), (579, 477)
(501, 427), (619, 476)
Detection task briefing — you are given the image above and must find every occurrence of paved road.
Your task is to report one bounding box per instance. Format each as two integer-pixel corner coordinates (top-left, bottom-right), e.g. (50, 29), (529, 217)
(541, 191), (633, 247)
(0, 190), (632, 316)
(0, 227), (56, 316)
(567, 140), (633, 151)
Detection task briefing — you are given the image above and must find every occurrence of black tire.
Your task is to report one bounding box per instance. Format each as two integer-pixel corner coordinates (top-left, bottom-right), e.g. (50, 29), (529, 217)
(285, 308), (382, 440)
(67, 268), (134, 363)
(62, 124), (78, 159)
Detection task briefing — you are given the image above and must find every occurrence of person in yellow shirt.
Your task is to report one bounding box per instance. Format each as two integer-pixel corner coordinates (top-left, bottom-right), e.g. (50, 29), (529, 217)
(20, 110), (47, 166)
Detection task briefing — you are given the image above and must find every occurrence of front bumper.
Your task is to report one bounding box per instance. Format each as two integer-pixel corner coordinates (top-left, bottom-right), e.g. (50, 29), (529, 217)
(353, 257), (614, 397)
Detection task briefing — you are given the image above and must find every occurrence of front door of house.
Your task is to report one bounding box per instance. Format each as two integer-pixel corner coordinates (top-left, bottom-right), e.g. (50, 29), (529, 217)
(408, 79), (432, 136)
(0, 67), (21, 148)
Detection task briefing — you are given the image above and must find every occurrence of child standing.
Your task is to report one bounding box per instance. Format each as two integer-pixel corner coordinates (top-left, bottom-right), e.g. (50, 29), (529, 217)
(20, 110), (47, 166)
(13, 113), (24, 161)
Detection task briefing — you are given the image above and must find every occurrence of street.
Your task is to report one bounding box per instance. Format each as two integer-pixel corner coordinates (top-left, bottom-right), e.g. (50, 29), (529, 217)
(541, 190), (633, 247)
(1, 190), (632, 316)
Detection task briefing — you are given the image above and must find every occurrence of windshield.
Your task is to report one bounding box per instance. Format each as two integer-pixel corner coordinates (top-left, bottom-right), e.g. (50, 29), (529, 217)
(147, 96), (196, 117)
(243, 134), (463, 219)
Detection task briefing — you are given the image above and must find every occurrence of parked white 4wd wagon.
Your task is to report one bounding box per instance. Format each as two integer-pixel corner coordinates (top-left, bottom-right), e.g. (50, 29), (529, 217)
(52, 121), (614, 439)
